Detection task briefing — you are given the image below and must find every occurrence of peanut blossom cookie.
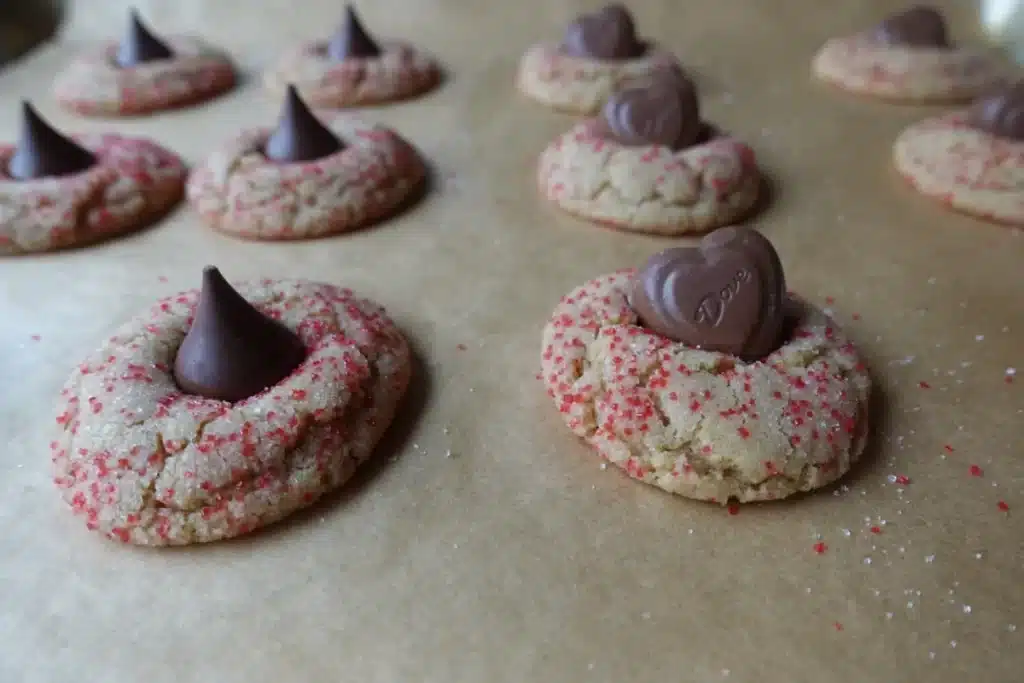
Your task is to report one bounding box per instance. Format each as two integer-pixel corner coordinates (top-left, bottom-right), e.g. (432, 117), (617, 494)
(0, 102), (186, 255)
(517, 4), (683, 115)
(51, 266), (412, 546)
(812, 5), (1010, 103)
(263, 5), (440, 108)
(52, 9), (235, 117)
(894, 80), (1024, 224)
(539, 72), (761, 234)
(540, 226), (871, 504)
(187, 84), (425, 240)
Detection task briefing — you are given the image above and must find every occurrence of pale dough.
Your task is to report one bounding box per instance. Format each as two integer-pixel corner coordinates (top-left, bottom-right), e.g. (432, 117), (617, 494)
(538, 119), (761, 234)
(0, 134), (186, 255)
(51, 279), (412, 546)
(517, 42), (682, 115)
(811, 33), (1010, 103)
(541, 271), (872, 504)
(263, 41), (440, 108)
(53, 36), (236, 117)
(893, 111), (1024, 225)
(186, 113), (426, 240)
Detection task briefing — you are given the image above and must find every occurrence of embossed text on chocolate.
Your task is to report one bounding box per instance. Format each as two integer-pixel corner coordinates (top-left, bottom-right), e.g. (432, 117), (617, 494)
(693, 269), (752, 326)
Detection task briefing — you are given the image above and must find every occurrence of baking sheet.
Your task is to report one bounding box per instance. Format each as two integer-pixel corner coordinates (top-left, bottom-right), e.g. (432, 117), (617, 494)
(1, 1), (1022, 681)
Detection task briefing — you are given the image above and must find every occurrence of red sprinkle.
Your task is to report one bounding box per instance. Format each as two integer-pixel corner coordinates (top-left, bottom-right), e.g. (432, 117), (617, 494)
(997, 501), (1010, 512)
(833, 622), (844, 632)
(969, 465), (984, 477)
(894, 474), (911, 485)
(869, 526), (882, 534)
(30, 334), (41, 341)
(918, 381), (931, 389)
(813, 542), (828, 554)
(727, 503), (740, 516)
(944, 445), (954, 454)
(157, 276), (168, 283)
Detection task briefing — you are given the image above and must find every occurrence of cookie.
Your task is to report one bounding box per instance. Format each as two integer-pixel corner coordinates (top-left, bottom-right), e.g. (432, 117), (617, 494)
(262, 6), (440, 108)
(0, 104), (186, 255)
(893, 111), (1024, 225)
(52, 11), (235, 117)
(538, 118), (760, 235)
(811, 6), (1009, 103)
(540, 271), (871, 504)
(51, 277), (412, 546)
(186, 86), (425, 240)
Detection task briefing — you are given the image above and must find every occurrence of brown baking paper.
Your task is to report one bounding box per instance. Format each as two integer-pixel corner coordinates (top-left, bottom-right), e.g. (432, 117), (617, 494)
(1, 1), (1022, 681)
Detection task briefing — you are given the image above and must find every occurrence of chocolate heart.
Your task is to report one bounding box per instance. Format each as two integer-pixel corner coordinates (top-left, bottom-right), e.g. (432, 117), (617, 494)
(629, 226), (786, 361)
(967, 80), (1024, 140)
(561, 4), (644, 61)
(599, 73), (701, 149)
(871, 5), (950, 48)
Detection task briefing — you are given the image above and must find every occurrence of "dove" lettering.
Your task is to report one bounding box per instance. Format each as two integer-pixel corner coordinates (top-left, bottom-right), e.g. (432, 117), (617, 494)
(693, 269), (753, 327)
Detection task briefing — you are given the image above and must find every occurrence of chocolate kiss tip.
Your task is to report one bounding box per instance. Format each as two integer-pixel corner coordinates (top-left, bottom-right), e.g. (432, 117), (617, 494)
(116, 8), (174, 67)
(263, 85), (345, 164)
(326, 4), (382, 61)
(7, 101), (97, 181)
(173, 266), (307, 403)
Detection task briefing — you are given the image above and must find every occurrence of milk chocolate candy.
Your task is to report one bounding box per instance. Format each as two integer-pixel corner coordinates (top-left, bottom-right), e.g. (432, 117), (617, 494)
(7, 101), (96, 181)
(115, 9), (174, 67)
(264, 85), (345, 163)
(872, 5), (951, 48)
(326, 4), (382, 60)
(562, 4), (645, 61)
(173, 267), (307, 403)
(629, 226), (786, 361)
(967, 80), (1024, 140)
(599, 72), (701, 149)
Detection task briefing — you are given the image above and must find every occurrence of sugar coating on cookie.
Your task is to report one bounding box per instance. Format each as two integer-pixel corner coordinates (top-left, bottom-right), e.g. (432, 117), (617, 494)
(186, 114), (425, 240)
(51, 279), (411, 546)
(893, 111), (1024, 225)
(538, 119), (760, 234)
(0, 134), (186, 254)
(263, 41), (440, 108)
(517, 43), (681, 115)
(811, 33), (1008, 103)
(541, 271), (871, 504)
(53, 36), (236, 117)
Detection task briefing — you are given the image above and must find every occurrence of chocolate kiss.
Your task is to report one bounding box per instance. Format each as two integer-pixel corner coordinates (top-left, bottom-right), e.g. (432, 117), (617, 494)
(7, 102), (97, 181)
(967, 80), (1024, 141)
(115, 9), (174, 67)
(173, 267), (307, 403)
(326, 4), (382, 60)
(629, 226), (786, 361)
(264, 85), (345, 164)
(872, 5), (950, 49)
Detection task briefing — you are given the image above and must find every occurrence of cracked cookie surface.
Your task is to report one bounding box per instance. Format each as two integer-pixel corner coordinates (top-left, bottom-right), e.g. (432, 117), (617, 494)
(893, 111), (1024, 225)
(0, 134), (186, 255)
(811, 34), (1009, 103)
(53, 36), (236, 117)
(263, 41), (440, 108)
(541, 271), (871, 504)
(517, 43), (682, 115)
(51, 279), (411, 546)
(186, 113), (425, 240)
(539, 119), (760, 234)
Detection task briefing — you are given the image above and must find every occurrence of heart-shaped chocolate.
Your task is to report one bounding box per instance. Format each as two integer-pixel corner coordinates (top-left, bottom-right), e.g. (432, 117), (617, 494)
(599, 72), (701, 149)
(561, 4), (644, 61)
(629, 226), (786, 361)
(871, 5), (950, 48)
(967, 80), (1024, 140)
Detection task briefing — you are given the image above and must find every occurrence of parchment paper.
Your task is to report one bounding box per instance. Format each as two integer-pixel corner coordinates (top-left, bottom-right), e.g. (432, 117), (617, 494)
(1, 1), (1022, 681)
